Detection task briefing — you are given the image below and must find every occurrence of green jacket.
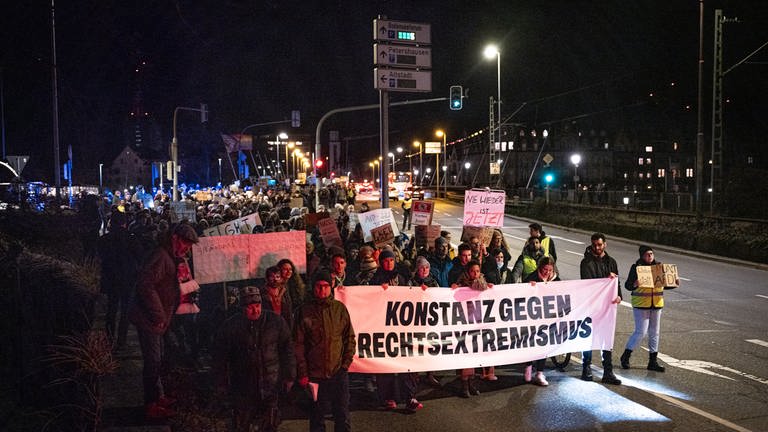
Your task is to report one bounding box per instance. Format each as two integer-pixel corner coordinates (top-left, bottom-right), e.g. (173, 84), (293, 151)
(294, 297), (356, 379)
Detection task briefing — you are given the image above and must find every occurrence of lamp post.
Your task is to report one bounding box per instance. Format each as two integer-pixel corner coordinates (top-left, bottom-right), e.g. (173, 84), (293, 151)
(369, 162), (375, 183)
(464, 162), (471, 186)
(388, 152), (395, 172)
(484, 44), (501, 175)
(217, 158), (222, 184)
(435, 130), (447, 197)
(571, 153), (581, 199)
(276, 132), (288, 180)
(98, 163), (103, 193)
(413, 141), (423, 185)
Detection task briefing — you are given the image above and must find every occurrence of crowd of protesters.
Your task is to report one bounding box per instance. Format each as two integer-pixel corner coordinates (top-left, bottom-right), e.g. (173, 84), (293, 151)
(92, 181), (675, 431)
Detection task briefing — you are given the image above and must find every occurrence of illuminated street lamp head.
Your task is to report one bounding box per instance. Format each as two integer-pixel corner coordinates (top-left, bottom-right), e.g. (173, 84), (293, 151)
(369, 162), (374, 167)
(484, 44), (500, 59)
(571, 154), (582, 166)
(413, 141), (421, 148)
(464, 162), (471, 169)
(435, 130), (445, 138)
(396, 146), (403, 153)
(278, 132), (288, 139)
(388, 152), (394, 157)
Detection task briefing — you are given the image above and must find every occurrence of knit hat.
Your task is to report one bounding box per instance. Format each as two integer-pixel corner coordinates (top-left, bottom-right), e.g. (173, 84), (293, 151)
(240, 286), (261, 305)
(434, 236), (447, 247)
(358, 246), (378, 272)
(638, 245), (653, 257)
(379, 249), (396, 264)
(312, 271), (332, 288)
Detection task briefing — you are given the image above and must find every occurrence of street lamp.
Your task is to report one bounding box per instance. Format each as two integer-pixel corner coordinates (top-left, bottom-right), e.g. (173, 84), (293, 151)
(276, 132), (288, 180)
(571, 153), (582, 195)
(484, 44), (501, 173)
(435, 130), (447, 197)
(98, 163), (103, 193)
(217, 158), (222, 184)
(369, 162), (375, 183)
(413, 141), (423, 185)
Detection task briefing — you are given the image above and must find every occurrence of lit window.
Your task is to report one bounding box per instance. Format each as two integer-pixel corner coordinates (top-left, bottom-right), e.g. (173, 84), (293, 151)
(647, 171), (652, 179)
(646, 158), (652, 164)
(638, 158), (644, 166)
(673, 142), (678, 150)
(639, 173), (644, 179)
(645, 146), (653, 152)
(604, 142), (609, 150)
(686, 168), (694, 178)
(657, 169), (665, 178)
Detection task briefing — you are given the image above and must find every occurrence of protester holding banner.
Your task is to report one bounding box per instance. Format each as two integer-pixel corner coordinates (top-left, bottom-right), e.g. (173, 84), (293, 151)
(454, 259), (495, 391)
(408, 256), (442, 388)
(580, 232), (622, 385)
(278, 258), (307, 310)
(294, 272), (356, 432)
(355, 245), (379, 286)
(511, 237), (544, 283)
(448, 243), (473, 287)
(529, 223), (558, 262)
(522, 256), (562, 386)
(620, 245), (676, 373)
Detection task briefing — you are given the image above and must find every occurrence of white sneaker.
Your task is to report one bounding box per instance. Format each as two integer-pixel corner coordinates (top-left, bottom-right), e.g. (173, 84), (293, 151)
(532, 372), (549, 386)
(524, 365), (533, 382)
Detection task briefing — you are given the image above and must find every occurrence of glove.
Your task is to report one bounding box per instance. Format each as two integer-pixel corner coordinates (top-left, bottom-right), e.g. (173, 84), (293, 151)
(298, 376), (309, 387)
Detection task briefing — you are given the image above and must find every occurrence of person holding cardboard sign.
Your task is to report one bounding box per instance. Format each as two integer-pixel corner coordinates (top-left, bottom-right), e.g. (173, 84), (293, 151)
(620, 245), (679, 373)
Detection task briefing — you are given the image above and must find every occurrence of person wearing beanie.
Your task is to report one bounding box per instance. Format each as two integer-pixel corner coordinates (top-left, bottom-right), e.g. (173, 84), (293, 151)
(428, 236), (454, 287)
(355, 245), (379, 285)
(213, 285), (295, 432)
(368, 249), (407, 288)
(294, 271), (356, 432)
(620, 245), (679, 373)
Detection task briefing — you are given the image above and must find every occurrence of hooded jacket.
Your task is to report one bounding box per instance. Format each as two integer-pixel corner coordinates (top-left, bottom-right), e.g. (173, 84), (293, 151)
(294, 296), (356, 380)
(580, 246), (622, 299)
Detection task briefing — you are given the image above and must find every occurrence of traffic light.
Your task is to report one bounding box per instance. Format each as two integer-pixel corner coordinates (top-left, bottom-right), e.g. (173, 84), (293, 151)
(543, 169), (555, 186)
(315, 159), (324, 169)
(449, 85), (463, 110)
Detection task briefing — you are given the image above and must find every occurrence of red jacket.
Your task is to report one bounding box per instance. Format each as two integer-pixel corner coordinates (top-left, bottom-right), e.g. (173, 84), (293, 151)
(128, 245), (180, 334)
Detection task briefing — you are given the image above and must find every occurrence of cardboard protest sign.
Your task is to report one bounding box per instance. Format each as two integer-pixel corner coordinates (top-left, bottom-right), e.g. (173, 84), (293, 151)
(348, 212), (360, 231)
(463, 189), (506, 227)
(304, 211), (330, 228)
(318, 217), (343, 248)
(415, 224), (441, 248)
(371, 224), (395, 248)
(290, 197), (304, 209)
(460, 226), (495, 246)
(169, 201), (197, 223)
(203, 212), (262, 236)
(412, 200), (434, 226)
(192, 231), (307, 284)
(636, 264), (679, 288)
(358, 208), (400, 243)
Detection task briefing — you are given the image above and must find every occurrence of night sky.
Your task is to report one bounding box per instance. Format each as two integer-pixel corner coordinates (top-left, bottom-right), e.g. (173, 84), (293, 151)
(2, 0), (766, 183)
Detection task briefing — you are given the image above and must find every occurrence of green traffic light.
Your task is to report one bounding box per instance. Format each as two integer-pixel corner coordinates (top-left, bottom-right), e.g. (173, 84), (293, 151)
(545, 173), (554, 184)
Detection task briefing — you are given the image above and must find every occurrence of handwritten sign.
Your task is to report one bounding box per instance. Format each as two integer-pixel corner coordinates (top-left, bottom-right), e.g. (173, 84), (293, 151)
(636, 264), (679, 288)
(290, 197), (304, 209)
(460, 226), (494, 246)
(318, 217), (343, 248)
(203, 212), (262, 236)
(371, 224), (395, 248)
(358, 208), (400, 242)
(412, 200), (434, 226)
(463, 189), (505, 227)
(415, 224), (441, 248)
(192, 231), (307, 284)
(304, 211), (330, 228)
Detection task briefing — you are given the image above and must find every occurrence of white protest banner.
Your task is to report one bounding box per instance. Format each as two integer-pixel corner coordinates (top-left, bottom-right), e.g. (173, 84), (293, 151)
(463, 189), (506, 227)
(318, 217), (343, 248)
(203, 212), (262, 237)
(169, 201), (197, 223)
(192, 231), (307, 284)
(335, 278), (618, 374)
(412, 200), (434, 226)
(358, 208), (400, 242)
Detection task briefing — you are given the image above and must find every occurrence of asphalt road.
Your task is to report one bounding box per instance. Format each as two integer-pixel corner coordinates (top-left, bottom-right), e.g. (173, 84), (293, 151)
(279, 194), (768, 432)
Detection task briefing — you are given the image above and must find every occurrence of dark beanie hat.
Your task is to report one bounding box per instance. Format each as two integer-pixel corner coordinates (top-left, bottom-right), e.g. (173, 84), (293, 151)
(240, 286), (262, 305)
(379, 249), (396, 263)
(312, 271), (332, 288)
(638, 245), (653, 256)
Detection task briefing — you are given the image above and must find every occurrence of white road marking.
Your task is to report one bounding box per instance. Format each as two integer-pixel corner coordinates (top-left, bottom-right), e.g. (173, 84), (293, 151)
(679, 277), (692, 282)
(657, 352), (768, 386)
(551, 235), (584, 245)
(746, 339), (768, 348)
(756, 294), (768, 300)
(566, 249), (583, 256)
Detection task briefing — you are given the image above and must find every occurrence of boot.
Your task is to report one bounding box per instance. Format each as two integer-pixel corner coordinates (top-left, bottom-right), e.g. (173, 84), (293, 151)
(581, 362), (593, 381)
(460, 379), (471, 398)
(601, 350), (622, 385)
(620, 349), (632, 369)
(647, 352), (666, 372)
(468, 378), (480, 396)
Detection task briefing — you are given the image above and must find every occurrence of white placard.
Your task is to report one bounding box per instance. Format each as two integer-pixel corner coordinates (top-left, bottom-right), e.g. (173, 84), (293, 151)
(203, 212), (262, 237)
(463, 189), (506, 228)
(357, 208), (400, 242)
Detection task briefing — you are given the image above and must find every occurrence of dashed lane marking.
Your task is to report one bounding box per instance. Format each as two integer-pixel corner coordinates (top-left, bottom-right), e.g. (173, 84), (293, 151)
(566, 250), (583, 256)
(756, 294), (768, 300)
(746, 339), (768, 348)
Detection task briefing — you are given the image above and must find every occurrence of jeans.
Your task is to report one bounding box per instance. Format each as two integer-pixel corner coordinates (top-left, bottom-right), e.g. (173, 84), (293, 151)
(625, 308), (662, 353)
(309, 369), (350, 432)
(137, 328), (165, 405)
